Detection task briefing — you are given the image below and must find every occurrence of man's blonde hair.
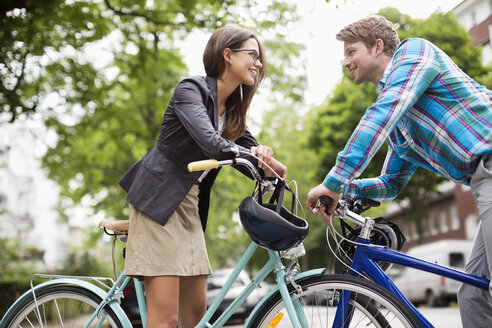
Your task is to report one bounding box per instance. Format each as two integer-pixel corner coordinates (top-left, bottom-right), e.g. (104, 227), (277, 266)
(336, 15), (400, 55)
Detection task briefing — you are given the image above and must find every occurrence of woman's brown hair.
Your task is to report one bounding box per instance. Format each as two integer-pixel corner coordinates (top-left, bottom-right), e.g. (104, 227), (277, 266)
(203, 25), (266, 141)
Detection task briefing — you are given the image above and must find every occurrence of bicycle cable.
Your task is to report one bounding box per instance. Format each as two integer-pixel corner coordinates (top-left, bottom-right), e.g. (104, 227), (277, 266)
(288, 179), (307, 219)
(111, 237), (118, 280)
(325, 223), (367, 279)
(246, 150), (283, 180)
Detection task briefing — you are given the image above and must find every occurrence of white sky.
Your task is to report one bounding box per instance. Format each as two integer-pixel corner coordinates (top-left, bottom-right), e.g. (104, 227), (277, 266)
(181, 0), (464, 112)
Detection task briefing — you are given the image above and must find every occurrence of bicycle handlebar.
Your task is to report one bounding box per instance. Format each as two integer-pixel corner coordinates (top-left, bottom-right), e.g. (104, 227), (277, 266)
(188, 157), (264, 183)
(318, 196), (376, 227)
(187, 159), (219, 172)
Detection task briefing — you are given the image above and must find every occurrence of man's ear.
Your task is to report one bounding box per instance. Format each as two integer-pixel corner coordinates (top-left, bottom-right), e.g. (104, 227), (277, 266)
(223, 48), (233, 64)
(375, 39), (385, 56)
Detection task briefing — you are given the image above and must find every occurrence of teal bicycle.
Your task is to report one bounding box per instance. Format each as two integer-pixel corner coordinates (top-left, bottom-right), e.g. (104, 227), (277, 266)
(1, 156), (417, 327)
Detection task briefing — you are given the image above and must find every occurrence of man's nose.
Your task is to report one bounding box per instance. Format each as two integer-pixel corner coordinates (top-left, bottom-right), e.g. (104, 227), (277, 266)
(342, 57), (350, 68)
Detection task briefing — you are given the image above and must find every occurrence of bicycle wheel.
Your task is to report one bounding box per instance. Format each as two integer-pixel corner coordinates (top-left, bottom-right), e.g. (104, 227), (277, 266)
(3, 285), (123, 328)
(250, 274), (421, 328)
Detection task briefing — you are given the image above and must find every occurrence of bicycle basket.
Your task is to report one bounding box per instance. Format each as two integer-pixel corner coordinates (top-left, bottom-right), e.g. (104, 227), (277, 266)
(239, 179), (309, 251)
(334, 217), (406, 274)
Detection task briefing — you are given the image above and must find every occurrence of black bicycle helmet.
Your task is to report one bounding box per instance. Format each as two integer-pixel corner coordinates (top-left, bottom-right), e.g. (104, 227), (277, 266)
(334, 217), (406, 274)
(239, 195), (309, 251)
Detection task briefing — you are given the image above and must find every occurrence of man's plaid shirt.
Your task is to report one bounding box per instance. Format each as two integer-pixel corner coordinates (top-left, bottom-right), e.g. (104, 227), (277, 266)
(324, 38), (492, 201)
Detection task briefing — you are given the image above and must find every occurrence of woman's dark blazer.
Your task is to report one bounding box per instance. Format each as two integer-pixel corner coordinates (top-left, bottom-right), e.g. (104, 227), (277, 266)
(119, 75), (259, 230)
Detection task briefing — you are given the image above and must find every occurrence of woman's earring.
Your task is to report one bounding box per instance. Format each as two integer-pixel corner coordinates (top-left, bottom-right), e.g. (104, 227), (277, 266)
(239, 84), (243, 101)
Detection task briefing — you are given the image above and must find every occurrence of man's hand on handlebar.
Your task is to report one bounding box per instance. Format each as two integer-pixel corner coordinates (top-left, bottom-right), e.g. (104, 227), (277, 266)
(306, 184), (341, 224)
(250, 145), (287, 179)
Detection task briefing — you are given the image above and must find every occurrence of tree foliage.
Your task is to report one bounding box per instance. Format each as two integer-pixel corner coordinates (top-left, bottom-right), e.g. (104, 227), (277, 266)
(1, 0), (308, 266)
(3, 2), (490, 271)
(380, 8), (486, 77)
(0, 0), (306, 223)
(0, 0), (112, 122)
(255, 101), (332, 268)
(0, 237), (36, 280)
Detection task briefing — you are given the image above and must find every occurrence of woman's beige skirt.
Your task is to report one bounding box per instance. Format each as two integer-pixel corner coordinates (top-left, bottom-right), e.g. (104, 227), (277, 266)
(124, 185), (212, 278)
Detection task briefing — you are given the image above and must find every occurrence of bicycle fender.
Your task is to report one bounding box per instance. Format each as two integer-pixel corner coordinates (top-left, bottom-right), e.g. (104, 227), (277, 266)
(0, 278), (132, 328)
(244, 268), (325, 327)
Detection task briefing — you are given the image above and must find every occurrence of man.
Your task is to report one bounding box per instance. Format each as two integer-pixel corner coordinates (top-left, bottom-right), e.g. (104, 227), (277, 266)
(306, 15), (492, 326)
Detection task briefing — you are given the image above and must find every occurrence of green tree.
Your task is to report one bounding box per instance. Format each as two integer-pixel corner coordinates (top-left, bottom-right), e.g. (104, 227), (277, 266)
(0, 237), (36, 280)
(477, 69), (492, 89)
(0, 0), (112, 122)
(307, 8), (488, 243)
(58, 248), (111, 277)
(379, 8), (486, 77)
(256, 101), (329, 268)
(2, 0), (307, 265)
(26, 1), (305, 220)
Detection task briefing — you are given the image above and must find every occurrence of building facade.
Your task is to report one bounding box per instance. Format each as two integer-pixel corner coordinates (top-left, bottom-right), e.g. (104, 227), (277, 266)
(385, 183), (478, 252)
(0, 122), (69, 269)
(453, 0), (492, 65)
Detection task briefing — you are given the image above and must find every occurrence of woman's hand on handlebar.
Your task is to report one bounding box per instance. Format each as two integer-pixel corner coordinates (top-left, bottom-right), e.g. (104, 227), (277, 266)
(250, 145), (287, 179)
(306, 184), (341, 224)
(250, 145), (273, 169)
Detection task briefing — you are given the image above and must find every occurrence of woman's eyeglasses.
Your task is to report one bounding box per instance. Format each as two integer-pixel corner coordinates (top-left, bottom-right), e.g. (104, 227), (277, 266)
(231, 49), (261, 64)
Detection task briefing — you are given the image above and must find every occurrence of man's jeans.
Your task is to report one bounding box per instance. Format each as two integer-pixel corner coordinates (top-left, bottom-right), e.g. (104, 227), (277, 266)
(458, 155), (492, 327)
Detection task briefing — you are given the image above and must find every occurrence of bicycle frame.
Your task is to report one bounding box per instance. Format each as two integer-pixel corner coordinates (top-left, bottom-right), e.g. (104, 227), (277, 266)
(3, 157), (323, 328)
(339, 237), (490, 327)
(70, 240), (323, 328)
(197, 241), (323, 328)
(125, 239), (326, 327)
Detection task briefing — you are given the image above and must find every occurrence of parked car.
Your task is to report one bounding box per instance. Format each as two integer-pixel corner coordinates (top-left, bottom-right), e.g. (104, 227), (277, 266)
(207, 268), (271, 323)
(392, 239), (473, 307)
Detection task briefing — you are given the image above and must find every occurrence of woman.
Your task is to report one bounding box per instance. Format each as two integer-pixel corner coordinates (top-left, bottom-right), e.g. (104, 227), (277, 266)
(119, 25), (287, 328)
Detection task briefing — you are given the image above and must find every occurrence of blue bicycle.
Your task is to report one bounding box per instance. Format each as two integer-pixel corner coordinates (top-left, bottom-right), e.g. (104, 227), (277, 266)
(308, 196), (491, 328)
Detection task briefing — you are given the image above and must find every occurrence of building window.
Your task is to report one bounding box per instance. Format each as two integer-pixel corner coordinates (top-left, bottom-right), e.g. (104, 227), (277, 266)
(0, 146), (9, 168)
(450, 204), (460, 231)
(471, 12), (477, 26)
(429, 212), (438, 236)
(404, 223), (412, 242)
(423, 219), (429, 237)
(412, 221), (419, 241)
(440, 209), (449, 233)
(449, 252), (465, 268)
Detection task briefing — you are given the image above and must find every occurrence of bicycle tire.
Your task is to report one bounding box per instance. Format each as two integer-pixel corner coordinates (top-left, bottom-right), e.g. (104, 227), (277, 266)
(3, 285), (123, 328)
(249, 274), (421, 328)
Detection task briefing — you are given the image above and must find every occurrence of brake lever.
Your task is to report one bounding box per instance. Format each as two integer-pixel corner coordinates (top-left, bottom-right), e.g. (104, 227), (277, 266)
(350, 198), (380, 214)
(313, 195), (336, 215)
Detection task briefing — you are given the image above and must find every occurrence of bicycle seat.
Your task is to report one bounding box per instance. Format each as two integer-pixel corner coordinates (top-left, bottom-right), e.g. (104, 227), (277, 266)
(98, 219), (129, 236)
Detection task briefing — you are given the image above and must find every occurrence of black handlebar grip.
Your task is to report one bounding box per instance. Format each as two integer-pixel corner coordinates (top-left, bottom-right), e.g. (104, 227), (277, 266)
(318, 195), (334, 215)
(319, 195), (333, 206)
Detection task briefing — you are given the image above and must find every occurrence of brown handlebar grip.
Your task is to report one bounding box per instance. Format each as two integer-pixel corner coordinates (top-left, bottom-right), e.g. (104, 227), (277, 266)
(187, 160), (219, 172)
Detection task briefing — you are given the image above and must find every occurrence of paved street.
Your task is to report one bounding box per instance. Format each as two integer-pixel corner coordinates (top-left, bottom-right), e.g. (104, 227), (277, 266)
(418, 307), (462, 328)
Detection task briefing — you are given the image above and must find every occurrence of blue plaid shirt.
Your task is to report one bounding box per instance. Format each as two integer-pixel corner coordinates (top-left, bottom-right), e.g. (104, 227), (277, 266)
(323, 38), (492, 201)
